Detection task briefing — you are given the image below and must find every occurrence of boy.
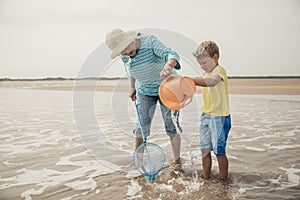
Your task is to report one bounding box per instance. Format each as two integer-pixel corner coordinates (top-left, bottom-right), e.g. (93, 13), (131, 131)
(192, 41), (231, 180)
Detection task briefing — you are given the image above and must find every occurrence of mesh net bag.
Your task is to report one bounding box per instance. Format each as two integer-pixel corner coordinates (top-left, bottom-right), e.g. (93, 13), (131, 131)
(133, 142), (165, 181)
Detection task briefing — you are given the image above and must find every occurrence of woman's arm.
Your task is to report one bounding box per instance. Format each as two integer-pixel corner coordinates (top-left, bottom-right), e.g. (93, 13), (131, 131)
(129, 76), (136, 101)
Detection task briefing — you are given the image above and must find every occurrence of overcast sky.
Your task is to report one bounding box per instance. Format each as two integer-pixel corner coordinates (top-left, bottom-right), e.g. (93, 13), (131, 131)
(0, 0), (299, 78)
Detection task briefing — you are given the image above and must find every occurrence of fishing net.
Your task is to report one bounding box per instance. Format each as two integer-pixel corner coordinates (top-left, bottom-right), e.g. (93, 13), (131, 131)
(133, 142), (165, 181)
(123, 64), (165, 181)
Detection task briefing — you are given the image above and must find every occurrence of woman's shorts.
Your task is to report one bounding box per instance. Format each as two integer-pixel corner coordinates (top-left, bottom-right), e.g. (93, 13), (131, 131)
(133, 94), (182, 138)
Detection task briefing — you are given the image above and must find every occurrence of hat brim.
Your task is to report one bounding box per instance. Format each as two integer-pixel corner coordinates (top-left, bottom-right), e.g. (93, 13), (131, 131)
(111, 31), (137, 59)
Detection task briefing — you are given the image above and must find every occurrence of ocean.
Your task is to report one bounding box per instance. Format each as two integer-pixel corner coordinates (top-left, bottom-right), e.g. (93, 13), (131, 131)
(0, 79), (299, 199)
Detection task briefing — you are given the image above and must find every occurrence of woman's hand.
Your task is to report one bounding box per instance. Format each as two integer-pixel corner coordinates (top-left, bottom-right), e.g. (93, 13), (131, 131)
(129, 88), (136, 101)
(160, 63), (173, 79)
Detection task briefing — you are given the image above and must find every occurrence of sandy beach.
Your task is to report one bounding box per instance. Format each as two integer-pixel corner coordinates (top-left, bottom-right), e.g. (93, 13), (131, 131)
(27, 78), (300, 95)
(0, 78), (300, 200)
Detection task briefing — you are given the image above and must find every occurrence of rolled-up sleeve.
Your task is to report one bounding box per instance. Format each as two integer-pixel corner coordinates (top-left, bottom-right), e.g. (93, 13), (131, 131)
(149, 35), (181, 70)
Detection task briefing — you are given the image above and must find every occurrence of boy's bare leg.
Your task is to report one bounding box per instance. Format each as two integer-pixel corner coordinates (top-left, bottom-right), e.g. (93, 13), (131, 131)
(135, 137), (144, 149)
(169, 134), (181, 162)
(202, 150), (212, 179)
(216, 155), (228, 180)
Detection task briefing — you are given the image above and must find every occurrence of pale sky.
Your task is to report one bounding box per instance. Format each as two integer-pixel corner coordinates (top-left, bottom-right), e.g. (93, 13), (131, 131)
(0, 0), (300, 78)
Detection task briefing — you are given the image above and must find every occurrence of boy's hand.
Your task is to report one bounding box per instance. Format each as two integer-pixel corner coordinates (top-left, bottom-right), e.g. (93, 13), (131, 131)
(129, 88), (136, 101)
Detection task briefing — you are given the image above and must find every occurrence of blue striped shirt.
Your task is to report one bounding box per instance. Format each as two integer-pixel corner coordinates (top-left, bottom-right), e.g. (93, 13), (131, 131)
(121, 33), (181, 96)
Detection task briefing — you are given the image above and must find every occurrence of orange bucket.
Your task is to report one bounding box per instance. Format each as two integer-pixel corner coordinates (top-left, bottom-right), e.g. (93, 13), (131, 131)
(159, 74), (196, 110)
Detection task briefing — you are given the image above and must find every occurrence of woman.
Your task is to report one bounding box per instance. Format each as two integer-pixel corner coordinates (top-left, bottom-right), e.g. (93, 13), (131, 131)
(105, 29), (182, 167)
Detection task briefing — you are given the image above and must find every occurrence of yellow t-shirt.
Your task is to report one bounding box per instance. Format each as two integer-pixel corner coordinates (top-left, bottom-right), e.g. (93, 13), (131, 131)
(202, 65), (230, 116)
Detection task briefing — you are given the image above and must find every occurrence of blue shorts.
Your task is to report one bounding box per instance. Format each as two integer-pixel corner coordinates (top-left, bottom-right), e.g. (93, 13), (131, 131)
(134, 94), (182, 138)
(200, 113), (231, 155)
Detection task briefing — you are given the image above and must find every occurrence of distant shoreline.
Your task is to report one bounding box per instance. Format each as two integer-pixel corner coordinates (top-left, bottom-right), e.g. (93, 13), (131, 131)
(1, 77), (300, 95)
(0, 77), (123, 81)
(1, 76), (300, 81)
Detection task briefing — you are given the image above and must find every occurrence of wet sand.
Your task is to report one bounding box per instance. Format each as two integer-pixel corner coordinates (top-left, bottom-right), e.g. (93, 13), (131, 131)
(0, 79), (300, 200)
(227, 78), (300, 95)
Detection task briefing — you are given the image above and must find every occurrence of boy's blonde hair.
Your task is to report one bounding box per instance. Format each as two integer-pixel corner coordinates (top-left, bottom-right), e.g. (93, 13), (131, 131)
(193, 40), (219, 58)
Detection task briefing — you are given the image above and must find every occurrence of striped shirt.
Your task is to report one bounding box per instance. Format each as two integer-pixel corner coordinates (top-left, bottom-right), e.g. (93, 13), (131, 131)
(121, 33), (181, 96)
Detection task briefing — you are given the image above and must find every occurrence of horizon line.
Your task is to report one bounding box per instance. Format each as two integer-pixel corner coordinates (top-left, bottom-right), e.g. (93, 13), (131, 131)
(0, 75), (300, 81)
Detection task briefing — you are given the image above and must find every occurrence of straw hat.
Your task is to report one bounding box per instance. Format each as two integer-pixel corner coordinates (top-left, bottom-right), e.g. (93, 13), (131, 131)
(105, 29), (137, 59)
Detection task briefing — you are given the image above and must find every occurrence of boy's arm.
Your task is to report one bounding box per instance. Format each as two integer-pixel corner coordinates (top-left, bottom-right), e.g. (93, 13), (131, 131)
(192, 74), (222, 87)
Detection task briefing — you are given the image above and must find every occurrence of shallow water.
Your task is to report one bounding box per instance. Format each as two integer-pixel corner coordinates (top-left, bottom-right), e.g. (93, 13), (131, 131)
(0, 80), (300, 200)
